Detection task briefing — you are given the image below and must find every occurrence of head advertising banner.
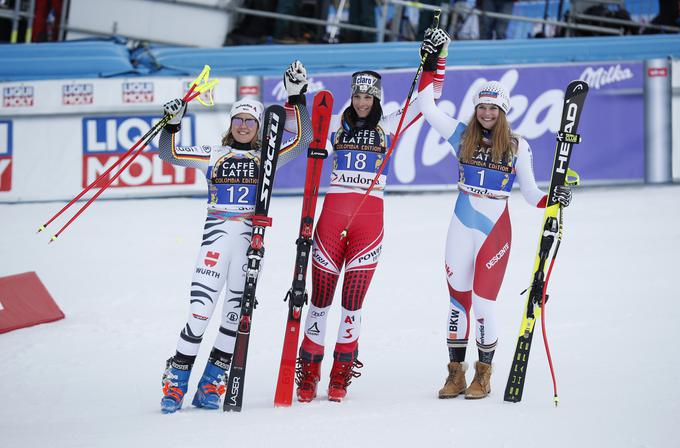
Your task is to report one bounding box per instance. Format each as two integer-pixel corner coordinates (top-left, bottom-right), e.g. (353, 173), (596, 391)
(264, 61), (644, 191)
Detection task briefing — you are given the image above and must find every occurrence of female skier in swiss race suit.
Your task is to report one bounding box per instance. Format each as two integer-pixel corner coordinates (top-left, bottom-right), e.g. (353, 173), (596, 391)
(158, 61), (312, 413)
(294, 29), (451, 403)
(416, 42), (572, 399)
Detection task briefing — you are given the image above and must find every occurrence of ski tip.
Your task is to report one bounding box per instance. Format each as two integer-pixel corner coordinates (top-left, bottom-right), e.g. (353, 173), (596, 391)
(37, 225), (46, 233)
(49, 235), (58, 244)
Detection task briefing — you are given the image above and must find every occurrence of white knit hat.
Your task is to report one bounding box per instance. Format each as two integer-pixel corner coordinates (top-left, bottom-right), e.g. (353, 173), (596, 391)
(473, 81), (510, 114)
(230, 98), (264, 128)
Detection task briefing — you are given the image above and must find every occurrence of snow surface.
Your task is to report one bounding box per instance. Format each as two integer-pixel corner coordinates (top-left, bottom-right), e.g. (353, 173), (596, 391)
(1, 185), (678, 448)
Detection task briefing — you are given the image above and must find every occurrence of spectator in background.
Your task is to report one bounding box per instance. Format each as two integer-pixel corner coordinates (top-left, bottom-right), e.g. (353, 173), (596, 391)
(274, 0), (304, 43)
(478, 0), (516, 39)
(343, 0), (377, 42)
(225, 0), (277, 45)
(274, 0), (328, 43)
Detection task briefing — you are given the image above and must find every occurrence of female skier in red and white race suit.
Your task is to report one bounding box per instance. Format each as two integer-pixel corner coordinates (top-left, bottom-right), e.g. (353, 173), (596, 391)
(295, 29), (451, 403)
(416, 43), (572, 399)
(157, 61), (312, 413)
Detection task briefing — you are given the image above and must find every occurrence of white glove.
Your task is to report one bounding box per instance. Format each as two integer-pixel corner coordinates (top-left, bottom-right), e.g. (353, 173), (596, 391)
(284, 60), (308, 97)
(163, 98), (187, 125)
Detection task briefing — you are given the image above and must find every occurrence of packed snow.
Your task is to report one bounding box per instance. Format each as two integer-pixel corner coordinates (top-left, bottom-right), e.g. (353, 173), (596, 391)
(1, 185), (678, 447)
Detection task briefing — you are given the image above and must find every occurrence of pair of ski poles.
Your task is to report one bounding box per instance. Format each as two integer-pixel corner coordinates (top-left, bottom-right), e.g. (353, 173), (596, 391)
(37, 65), (219, 243)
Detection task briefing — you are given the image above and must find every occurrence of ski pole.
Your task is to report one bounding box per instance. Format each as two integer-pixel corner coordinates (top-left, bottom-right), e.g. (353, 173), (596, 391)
(39, 65), (218, 240)
(38, 66), (216, 234)
(48, 115), (171, 242)
(541, 169), (578, 405)
(340, 9), (441, 239)
(540, 208), (563, 406)
(37, 117), (172, 234)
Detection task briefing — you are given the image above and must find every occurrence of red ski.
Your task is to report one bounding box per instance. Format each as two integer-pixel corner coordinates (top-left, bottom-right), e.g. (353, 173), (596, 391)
(274, 90), (333, 407)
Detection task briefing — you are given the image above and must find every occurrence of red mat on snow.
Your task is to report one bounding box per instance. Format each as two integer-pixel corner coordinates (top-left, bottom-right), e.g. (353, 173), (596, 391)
(0, 271), (64, 334)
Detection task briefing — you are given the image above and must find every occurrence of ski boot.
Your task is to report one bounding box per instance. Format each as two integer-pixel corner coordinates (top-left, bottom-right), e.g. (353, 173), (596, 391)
(327, 359), (363, 402)
(161, 356), (193, 413)
(192, 362), (228, 409)
(438, 361), (468, 399)
(465, 361), (492, 399)
(295, 358), (322, 403)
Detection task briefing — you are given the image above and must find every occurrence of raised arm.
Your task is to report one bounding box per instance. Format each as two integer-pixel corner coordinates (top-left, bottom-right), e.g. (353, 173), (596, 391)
(416, 29), (466, 154)
(278, 101), (313, 167)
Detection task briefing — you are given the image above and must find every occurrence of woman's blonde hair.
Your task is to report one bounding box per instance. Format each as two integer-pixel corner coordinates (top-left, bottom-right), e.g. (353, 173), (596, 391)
(459, 108), (516, 164)
(221, 124), (261, 150)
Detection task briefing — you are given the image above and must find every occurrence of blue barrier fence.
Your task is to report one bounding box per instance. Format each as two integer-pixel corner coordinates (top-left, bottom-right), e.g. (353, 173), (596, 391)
(1, 34), (679, 81)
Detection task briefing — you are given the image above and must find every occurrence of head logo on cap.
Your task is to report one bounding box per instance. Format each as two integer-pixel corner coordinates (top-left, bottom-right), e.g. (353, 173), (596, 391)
(473, 81), (510, 114)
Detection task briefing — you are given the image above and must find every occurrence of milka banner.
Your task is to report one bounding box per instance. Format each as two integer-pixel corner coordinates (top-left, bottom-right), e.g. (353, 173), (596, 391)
(265, 62), (643, 191)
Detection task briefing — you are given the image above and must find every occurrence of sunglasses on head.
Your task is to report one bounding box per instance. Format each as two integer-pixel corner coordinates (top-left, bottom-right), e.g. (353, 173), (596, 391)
(232, 117), (258, 128)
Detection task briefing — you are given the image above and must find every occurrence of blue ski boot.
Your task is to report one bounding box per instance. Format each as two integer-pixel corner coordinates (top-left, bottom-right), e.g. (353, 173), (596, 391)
(161, 356), (193, 414)
(192, 350), (231, 409)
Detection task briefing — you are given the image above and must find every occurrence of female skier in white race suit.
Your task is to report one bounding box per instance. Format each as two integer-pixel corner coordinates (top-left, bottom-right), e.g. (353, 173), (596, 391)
(417, 40), (572, 399)
(157, 61), (312, 413)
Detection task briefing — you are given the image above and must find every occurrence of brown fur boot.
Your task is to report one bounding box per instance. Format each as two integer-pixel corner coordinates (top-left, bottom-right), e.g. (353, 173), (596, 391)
(465, 361), (492, 399)
(438, 361), (468, 399)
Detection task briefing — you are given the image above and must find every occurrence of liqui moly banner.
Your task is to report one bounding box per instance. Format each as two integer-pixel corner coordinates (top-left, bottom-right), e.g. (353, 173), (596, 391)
(0, 77), (237, 117)
(265, 62), (644, 190)
(0, 120), (11, 192)
(82, 115), (197, 188)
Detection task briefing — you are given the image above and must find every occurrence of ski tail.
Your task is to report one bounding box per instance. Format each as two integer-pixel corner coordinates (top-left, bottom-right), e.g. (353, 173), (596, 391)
(504, 80), (588, 404)
(274, 91), (333, 407)
(223, 105), (286, 412)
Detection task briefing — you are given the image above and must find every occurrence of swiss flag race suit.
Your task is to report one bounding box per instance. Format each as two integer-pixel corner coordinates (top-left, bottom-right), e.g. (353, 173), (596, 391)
(417, 71), (548, 364)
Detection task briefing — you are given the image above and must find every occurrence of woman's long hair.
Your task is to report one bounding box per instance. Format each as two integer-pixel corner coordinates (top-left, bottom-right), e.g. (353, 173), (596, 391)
(342, 98), (383, 130)
(459, 109), (516, 163)
(221, 124), (261, 150)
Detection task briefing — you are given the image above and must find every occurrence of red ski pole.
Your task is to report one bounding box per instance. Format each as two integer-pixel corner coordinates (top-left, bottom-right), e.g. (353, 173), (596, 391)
(48, 115), (172, 242)
(340, 9), (440, 239)
(37, 116), (172, 233)
(39, 65), (218, 240)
